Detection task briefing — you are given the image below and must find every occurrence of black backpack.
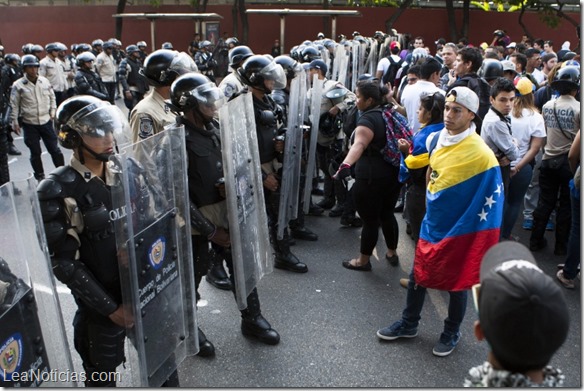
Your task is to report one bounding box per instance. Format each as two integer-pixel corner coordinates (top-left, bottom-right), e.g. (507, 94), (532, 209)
(381, 56), (404, 87)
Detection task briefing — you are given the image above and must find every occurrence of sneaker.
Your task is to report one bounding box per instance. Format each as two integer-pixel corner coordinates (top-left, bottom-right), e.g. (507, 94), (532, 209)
(432, 332), (461, 357)
(522, 219), (533, 230)
(556, 270), (575, 289)
(546, 219), (555, 231)
(376, 320), (418, 341)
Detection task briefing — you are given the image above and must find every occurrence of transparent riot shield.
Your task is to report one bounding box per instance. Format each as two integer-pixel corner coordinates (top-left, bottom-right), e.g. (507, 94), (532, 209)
(277, 70), (307, 240)
(351, 41), (360, 92)
(218, 92), (272, 310)
(366, 39), (379, 75)
(334, 45), (349, 85)
(109, 126), (197, 387)
(0, 177), (74, 387)
(320, 47), (331, 78)
(303, 74), (324, 214)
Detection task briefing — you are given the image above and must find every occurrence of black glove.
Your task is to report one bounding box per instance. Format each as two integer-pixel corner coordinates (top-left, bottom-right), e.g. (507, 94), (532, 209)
(332, 162), (351, 181)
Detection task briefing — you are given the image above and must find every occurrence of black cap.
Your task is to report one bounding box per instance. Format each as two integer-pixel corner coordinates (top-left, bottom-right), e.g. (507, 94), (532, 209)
(309, 59), (328, 75)
(477, 242), (570, 373)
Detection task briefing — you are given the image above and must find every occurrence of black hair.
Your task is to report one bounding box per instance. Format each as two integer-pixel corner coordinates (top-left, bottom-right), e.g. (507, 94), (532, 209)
(420, 57), (442, 80)
(490, 77), (516, 98)
(420, 92), (445, 125)
(510, 53), (527, 72)
(534, 38), (545, 48)
(356, 79), (389, 107)
(407, 65), (421, 78)
(458, 47), (483, 72)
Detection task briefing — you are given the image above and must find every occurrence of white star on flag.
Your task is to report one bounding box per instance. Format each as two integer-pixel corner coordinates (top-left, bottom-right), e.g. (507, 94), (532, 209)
(478, 208), (488, 221)
(484, 195), (496, 208)
(494, 184), (502, 195)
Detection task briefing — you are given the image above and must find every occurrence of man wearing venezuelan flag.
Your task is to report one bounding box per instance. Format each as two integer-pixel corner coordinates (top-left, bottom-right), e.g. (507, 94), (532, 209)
(377, 87), (503, 358)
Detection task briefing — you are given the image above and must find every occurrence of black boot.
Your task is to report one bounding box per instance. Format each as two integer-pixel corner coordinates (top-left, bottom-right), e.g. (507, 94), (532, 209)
(196, 327), (215, 357)
(206, 257), (233, 291)
(329, 203), (344, 217)
(529, 217), (548, 252)
(307, 201), (324, 216)
(274, 230), (308, 273)
(290, 210), (318, 241)
(240, 288), (280, 345)
(7, 143), (21, 156)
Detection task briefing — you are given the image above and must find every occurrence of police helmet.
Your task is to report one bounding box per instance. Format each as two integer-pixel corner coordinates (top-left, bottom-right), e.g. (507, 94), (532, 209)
(237, 55), (287, 92)
(302, 40), (313, 46)
(21, 54), (40, 68)
(199, 40), (212, 49)
(358, 73), (375, 81)
(55, 42), (68, 52)
(56, 95), (130, 154)
(352, 31), (361, 38)
(551, 65), (580, 90)
(77, 43), (91, 53)
(374, 31), (385, 39)
(225, 37), (239, 47)
(31, 44), (44, 54)
(169, 73), (224, 113)
(45, 43), (60, 53)
(137, 41), (147, 48)
(126, 45), (140, 55)
(301, 46), (321, 63)
(354, 36), (366, 44)
(317, 32), (325, 40)
(70, 44), (78, 53)
(76, 51), (96, 67)
(102, 41), (114, 50)
(92, 39), (103, 48)
(289, 46), (300, 61)
(323, 39), (336, 49)
(274, 55), (302, 80)
(141, 49), (198, 87)
(161, 42), (174, 50)
(5, 54), (20, 66)
(411, 48), (429, 64)
(22, 43), (34, 54)
(478, 59), (504, 81)
(228, 45), (253, 68)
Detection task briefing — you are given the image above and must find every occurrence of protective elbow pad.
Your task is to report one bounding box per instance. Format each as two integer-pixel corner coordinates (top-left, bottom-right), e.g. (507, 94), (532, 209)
(52, 258), (118, 317)
(189, 202), (215, 238)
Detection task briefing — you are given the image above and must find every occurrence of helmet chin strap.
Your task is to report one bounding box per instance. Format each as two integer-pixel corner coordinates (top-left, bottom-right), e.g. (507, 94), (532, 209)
(80, 142), (113, 163)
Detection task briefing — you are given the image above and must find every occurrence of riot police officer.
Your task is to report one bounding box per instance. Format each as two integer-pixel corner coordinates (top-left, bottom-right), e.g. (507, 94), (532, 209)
(0, 53), (23, 157)
(74, 52), (109, 101)
(134, 49), (232, 294)
(194, 41), (217, 82)
(272, 55), (319, 241)
(36, 95), (179, 387)
(118, 45), (149, 113)
(218, 45), (253, 99)
(236, 54), (308, 273)
(169, 72), (280, 348)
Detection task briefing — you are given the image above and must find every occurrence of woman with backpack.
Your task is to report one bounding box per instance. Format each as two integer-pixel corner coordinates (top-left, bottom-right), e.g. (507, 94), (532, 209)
(333, 79), (403, 271)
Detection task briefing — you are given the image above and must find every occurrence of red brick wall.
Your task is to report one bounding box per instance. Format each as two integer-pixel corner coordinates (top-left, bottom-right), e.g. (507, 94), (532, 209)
(0, 4), (579, 56)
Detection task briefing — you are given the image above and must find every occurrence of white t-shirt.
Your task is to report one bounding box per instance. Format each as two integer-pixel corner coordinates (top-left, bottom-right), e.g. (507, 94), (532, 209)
(400, 80), (444, 134)
(376, 54), (402, 76)
(510, 108), (546, 166)
(531, 68), (545, 85)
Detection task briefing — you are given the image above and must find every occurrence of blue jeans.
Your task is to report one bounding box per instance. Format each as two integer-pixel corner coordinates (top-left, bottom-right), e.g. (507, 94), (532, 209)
(501, 165), (533, 239)
(563, 189), (580, 279)
(401, 269), (468, 340)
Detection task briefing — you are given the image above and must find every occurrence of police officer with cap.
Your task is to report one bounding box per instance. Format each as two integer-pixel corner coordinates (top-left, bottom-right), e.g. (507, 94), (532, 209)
(168, 72), (280, 349)
(36, 95), (181, 386)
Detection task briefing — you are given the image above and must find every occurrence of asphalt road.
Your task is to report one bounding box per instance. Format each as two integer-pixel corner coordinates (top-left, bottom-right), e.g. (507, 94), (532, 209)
(6, 108), (581, 388)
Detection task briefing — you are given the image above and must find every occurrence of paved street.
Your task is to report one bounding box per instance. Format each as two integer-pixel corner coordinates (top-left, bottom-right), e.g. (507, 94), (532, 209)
(7, 110), (581, 388)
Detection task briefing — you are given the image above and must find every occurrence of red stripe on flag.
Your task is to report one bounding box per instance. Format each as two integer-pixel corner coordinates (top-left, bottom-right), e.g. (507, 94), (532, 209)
(414, 228), (500, 291)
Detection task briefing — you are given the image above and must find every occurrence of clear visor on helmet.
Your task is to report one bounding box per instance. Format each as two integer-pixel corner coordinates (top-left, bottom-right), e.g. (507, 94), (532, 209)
(169, 52), (199, 75)
(191, 82), (225, 109)
(68, 104), (131, 147)
(260, 62), (287, 90)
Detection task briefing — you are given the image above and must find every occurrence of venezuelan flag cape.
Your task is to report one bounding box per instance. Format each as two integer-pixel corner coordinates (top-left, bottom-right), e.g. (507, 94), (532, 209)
(414, 132), (503, 291)
(399, 122), (444, 183)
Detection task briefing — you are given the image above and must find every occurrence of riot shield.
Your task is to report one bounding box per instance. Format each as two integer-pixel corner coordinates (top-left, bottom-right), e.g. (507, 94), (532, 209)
(0, 177), (74, 387)
(109, 126), (197, 387)
(366, 39), (379, 75)
(351, 41), (360, 92)
(303, 74), (324, 214)
(218, 92), (272, 310)
(333, 44), (349, 86)
(277, 70), (307, 240)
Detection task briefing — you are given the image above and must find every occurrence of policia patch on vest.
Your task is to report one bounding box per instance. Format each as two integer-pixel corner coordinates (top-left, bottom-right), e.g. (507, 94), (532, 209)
(139, 117), (154, 139)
